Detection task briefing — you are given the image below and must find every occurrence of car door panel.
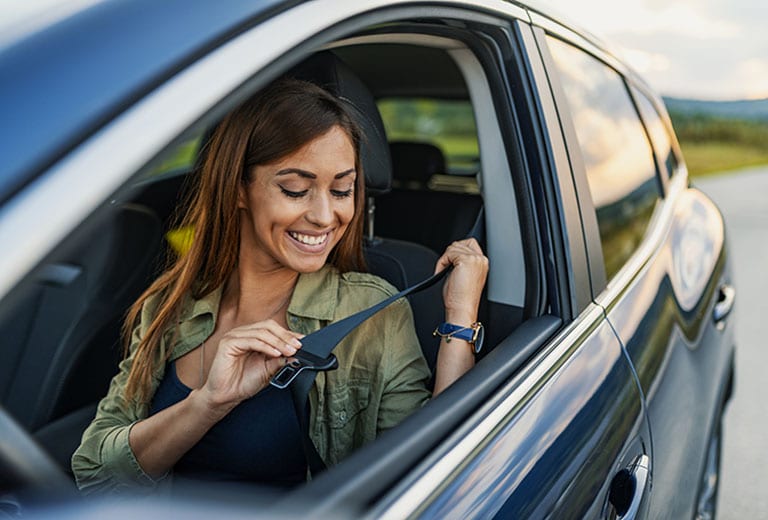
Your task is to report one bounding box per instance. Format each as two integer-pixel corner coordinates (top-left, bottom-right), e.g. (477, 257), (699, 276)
(383, 307), (649, 519)
(601, 185), (734, 518)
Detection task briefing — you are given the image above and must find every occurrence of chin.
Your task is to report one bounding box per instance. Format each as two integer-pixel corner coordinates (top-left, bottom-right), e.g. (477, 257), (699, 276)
(285, 256), (331, 274)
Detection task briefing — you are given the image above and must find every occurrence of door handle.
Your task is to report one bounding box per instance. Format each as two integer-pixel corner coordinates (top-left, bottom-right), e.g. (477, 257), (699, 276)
(712, 284), (736, 324)
(608, 454), (650, 519)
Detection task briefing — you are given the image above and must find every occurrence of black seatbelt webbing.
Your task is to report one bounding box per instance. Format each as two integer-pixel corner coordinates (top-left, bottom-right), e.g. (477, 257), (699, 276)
(279, 268), (450, 475)
(274, 209), (485, 475)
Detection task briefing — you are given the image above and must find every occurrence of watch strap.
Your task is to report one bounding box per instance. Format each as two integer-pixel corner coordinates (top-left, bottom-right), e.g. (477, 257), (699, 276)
(433, 321), (483, 353)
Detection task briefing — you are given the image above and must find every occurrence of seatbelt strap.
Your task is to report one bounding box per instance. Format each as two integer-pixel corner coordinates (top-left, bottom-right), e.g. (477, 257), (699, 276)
(272, 209), (484, 475)
(275, 268), (450, 475)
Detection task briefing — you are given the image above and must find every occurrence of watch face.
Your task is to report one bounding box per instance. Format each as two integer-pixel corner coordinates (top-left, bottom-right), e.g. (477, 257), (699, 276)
(473, 324), (484, 354)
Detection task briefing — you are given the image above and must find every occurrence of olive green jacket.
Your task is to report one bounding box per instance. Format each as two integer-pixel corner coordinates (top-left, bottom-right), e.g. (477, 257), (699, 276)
(71, 265), (431, 494)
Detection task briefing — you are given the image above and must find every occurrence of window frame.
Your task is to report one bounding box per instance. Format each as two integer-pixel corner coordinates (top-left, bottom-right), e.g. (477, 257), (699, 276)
(536, 27), (671, 299)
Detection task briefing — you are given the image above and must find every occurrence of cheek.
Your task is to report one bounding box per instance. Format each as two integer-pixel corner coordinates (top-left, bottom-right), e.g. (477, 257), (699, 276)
(253, 200), (301, 233)
(339, 199), (356, 227)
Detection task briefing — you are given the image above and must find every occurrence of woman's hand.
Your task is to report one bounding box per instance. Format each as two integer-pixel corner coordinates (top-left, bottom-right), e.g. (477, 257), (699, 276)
(200, 320), (303, 413)
(431, 238), (488, 395)
(128, 320), (302, 479)
(435, 238), (489, 324)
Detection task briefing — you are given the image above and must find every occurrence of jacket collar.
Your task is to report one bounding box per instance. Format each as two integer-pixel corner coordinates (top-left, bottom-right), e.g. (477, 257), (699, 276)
(287, 264), (339, 321)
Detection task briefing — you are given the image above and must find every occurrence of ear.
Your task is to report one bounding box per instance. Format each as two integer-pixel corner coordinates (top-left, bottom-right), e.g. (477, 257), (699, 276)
(237, 183), (248, 210)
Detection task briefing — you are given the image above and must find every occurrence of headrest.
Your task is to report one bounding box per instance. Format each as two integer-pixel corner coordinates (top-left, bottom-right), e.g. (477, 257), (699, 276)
(290, 51), (392, 196)
(389, 141), (446, 185)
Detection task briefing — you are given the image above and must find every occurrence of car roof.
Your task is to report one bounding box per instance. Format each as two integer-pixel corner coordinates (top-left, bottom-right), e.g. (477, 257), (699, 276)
(0, 0), (293, 205)
(0, 0), (629, 207)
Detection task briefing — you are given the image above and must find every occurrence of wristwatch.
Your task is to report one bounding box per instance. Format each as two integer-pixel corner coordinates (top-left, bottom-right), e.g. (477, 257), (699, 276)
(433, 322), (484, 354)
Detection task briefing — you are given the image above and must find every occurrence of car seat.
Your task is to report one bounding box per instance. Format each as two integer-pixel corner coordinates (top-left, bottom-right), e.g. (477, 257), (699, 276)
(376, 141), (483, 254)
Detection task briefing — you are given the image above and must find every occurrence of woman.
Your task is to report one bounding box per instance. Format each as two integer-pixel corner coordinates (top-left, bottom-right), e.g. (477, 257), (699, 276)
(72, 78), (488, 493)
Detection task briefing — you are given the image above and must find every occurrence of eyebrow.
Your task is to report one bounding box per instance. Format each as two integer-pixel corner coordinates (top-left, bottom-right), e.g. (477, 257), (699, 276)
(275, 168), (355, 180)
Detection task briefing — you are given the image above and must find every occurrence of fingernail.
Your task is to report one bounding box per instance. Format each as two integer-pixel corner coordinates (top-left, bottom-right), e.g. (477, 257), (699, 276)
(291, 338), (302, 348)
(286, 345), (297, 355)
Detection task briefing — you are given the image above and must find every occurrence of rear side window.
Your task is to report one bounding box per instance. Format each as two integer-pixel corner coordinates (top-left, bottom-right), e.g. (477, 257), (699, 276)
(378, 98), (479, 176)
(631, 87), (678, 179)
(547, 37), (662, 280)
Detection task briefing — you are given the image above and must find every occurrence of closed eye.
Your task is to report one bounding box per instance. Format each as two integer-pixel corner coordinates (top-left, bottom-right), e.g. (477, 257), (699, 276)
(331, 188), (354, 198)
(280, 187), (308, 198)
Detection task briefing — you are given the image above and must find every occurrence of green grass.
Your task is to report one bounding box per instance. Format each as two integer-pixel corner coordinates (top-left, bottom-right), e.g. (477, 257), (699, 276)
(678, 141), (768, 177)
(669, 111), (768, 177)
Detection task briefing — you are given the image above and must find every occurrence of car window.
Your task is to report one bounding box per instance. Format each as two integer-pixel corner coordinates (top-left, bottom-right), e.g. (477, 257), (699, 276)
(546, 36), (662, 281)
(0, 5), (537, 505)
(631, 86), (678, 180)
(378, 97), (480, 194)
(378, 98), (479, 174)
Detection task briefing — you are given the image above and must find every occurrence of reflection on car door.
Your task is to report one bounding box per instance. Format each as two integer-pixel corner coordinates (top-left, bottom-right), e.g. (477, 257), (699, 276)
(543, 29), (736, 519)
(383, 306), (650, 519)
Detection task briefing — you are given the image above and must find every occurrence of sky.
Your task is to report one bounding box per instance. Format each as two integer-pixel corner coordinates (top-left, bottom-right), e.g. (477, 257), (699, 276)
(541, 0), (768, 100)
(1, 0), (765, 101)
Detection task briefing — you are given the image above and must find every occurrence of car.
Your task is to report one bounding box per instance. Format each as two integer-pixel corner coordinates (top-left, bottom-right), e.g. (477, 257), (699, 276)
(0, 0), (736, 518)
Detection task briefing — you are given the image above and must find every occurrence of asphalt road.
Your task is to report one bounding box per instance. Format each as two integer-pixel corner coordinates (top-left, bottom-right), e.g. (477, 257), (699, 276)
(693, 166), (768, 519)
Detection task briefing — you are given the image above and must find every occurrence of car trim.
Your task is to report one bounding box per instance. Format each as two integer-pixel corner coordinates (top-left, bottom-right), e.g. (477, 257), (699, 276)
(516, 23), (590, 317)
(450, 45), (526, 307)
(326, 33), (466, 50)
(527, 10), (638, 89)
(0, 0), (530, 302)
(375, 304), (605, 518)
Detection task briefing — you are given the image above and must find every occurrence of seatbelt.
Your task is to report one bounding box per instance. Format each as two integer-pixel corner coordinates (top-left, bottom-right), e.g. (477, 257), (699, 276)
(271, 209), (484, 475)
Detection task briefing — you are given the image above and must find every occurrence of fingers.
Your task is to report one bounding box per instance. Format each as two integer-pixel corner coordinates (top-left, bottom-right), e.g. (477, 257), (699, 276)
(263, 355), (287, 378)
(221, 319), (303, 358)
(437, 238), (489, 321)
(435, 238), (488, 273)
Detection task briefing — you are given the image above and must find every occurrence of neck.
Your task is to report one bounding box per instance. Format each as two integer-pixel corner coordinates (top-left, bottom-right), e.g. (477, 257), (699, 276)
(222, 263), (299, 326)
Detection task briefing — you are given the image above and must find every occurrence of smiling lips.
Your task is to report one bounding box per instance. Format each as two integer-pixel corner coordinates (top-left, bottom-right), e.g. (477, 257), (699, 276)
(288, 230), (330, 252)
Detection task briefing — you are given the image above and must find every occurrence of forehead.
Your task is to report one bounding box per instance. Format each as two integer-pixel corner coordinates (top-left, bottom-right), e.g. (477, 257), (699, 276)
(266, 126), (356, 171)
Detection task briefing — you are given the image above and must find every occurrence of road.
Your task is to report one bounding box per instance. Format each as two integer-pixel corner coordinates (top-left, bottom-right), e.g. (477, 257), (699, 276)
(693, 166), (768, 519)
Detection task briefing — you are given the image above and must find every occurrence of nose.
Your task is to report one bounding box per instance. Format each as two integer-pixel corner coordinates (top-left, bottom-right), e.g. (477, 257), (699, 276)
(306, 192), (334, 228)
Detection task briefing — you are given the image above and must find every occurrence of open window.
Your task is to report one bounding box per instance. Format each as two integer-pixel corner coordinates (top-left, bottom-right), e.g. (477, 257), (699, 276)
(0, 5), (559, 512)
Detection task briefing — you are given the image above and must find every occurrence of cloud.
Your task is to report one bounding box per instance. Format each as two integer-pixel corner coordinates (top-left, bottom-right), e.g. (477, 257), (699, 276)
(617, 48), (671, 75)
(735, 59), (768, 99)
(544, 0), (768, 99)
(607, 28), (768, 99)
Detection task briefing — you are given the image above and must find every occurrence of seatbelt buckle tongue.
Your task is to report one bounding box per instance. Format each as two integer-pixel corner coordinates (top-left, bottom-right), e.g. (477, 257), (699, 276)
(270, 350), (339, 389)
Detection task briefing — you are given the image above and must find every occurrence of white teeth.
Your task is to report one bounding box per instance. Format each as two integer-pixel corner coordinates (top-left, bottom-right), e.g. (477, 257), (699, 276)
(290, 232), (328, 246)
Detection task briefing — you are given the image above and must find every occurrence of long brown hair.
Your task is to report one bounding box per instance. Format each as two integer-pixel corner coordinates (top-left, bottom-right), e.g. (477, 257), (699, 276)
(123, 78), (366, 402)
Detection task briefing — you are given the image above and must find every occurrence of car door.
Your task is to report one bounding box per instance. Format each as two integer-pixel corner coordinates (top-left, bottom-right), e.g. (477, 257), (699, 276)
(538, 18), (736, 520)
(348, 15), (653, 519)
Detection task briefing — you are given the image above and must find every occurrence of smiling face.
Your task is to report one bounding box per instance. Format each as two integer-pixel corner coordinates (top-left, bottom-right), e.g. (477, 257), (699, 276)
(238, 125), (357, 274)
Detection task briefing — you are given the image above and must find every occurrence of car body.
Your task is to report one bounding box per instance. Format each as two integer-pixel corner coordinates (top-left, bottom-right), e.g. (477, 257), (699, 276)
(0, 1), (735, 518)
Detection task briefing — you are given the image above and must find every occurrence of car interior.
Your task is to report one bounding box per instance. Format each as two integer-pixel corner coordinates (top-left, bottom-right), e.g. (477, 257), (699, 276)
(0, 22), (549, 501)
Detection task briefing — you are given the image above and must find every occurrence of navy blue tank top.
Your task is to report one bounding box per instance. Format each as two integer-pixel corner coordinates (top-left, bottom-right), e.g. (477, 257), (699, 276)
(149, 362), (306, 487)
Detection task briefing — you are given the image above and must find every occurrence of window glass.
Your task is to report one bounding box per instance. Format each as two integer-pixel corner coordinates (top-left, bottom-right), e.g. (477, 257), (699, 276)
(378, 98), (479, 176)
(632, 87), (678, 178)
(547, 36), (661, 280)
